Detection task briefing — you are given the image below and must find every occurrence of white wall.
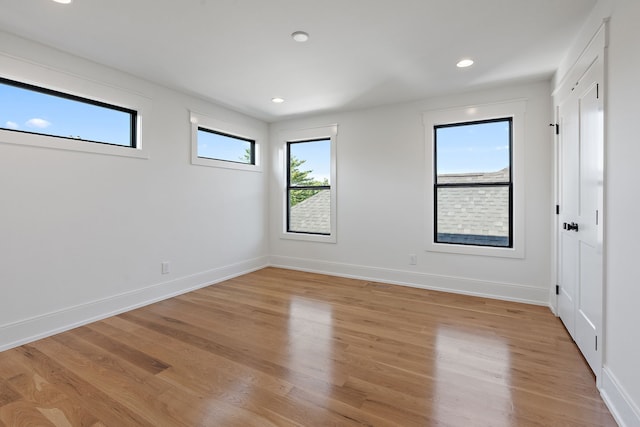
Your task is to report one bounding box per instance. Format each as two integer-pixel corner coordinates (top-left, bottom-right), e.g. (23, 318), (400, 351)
(556, 1), (640, 425)
(602, 1), (640, 425)
(269, 80), (553, 305)
(0, 32), (270, 351)
(605, 2), (640, 420)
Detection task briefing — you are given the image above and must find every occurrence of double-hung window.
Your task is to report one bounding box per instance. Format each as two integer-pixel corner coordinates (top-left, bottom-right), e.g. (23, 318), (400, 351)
(424, 101), (525, 258)
(280, 125), (337, 243)
(287, 138), (331, 235)
(434, 118), (512, 247)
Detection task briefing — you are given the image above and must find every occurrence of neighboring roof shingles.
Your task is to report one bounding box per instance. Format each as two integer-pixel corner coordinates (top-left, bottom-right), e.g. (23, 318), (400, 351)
(289, 190), (331, 234)
(288, 169), (509, 238)
(437, 168), (509, 237)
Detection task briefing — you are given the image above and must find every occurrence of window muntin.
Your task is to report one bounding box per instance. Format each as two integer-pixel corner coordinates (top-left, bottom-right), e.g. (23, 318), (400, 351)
(287, 138), (331, 235)
(0, 77), (136, 147)
(197, 127), (255, 165)
(434, 118), (513, 248)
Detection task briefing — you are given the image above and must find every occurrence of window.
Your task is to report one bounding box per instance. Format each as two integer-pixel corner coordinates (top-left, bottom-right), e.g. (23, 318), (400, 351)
(287, 138), (331, 235)
(197, 127), (255, 165)
(423, 101), (525, 258)
(280, 125), (337, 243)
(434, 118), (512, 247)
(190, 111), (262, 171)
(0, 76), (136, 148)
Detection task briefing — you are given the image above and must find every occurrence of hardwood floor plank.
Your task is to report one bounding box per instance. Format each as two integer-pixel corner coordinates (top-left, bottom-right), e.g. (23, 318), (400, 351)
(0, 267), (616, 426)
(9, 345), (156, 426)
(118, 310), (359, 398)
(35, 399), (104, 427)
(72, 326), (171, 375)
(0, 381), (21, 408)
(38, 335), (192, 427)
(0, 401), (57, 427)
(90, 318), (295, 398)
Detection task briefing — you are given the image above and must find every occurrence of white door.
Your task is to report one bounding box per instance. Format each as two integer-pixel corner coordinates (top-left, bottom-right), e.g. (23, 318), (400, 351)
(557, 56), (604, 376)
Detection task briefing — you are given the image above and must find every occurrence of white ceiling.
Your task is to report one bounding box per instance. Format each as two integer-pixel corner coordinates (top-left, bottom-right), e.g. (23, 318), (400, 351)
(0, 0), (596, 122)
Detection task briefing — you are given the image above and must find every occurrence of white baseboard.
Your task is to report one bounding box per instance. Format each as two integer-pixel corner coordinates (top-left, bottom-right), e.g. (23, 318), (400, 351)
(269, 255), (549, 306)
(0, 256), (269, 352)
(601, 366), (640, 427)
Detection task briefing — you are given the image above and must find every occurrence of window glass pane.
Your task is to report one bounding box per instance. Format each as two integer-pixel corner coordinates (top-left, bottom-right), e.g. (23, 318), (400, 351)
(0, 79), (134, 147)
(289, 189), (331, 234)
(436, 186), (510, 247)
(289, 138), (330, 186)
(436, 119), (510, 182)
(197, 128), (254, 164)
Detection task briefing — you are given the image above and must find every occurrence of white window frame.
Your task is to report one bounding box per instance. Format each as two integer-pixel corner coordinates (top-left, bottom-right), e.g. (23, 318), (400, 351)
(423, 100), (526, 258)
(190, 111), (262, 172)
(0, 54), (150, 159)
(279, 124), (337, 243)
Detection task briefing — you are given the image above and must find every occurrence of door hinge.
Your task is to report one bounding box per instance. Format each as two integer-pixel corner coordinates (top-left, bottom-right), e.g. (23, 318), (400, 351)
(556, 285), (560, 295)
(555, 124), (559, 135)
(597, 83), (600, 100)
(556, 205), (560, 215)
(596, 210), (599, 225)
(595, 335), (598, 351)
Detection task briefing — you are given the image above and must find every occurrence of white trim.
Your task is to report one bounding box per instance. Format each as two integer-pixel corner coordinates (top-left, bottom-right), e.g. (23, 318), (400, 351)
(553, 21), (608, 98)
(423, 100), (527, 258)
(270, 255), (549, 305)
(279, 124), (338, 243)
(601, 367), (640, 427)
(190, 110), (263, 172)
(0, 52), (151, 159)
(549, 103), (561, 316)
(0, 256), (269, 352)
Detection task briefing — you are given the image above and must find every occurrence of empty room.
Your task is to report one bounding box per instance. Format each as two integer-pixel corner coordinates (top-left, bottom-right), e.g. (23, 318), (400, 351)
(0, 0), (638, 425)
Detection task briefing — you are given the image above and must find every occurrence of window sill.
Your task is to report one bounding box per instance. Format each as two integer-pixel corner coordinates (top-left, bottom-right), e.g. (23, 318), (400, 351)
(191, 156), (261, 172)
(280, 232), (336, 244)
(426, 241), (524, 258)
(0, 130), (149, 159)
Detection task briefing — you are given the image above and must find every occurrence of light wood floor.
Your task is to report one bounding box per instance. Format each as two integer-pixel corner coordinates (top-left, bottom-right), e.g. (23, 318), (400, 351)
(0, 267), (616, 426)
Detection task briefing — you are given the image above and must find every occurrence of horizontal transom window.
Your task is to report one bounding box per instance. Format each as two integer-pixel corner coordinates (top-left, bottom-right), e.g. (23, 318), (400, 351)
(197, 127), (255, 165)
(0, 76), (137, 148)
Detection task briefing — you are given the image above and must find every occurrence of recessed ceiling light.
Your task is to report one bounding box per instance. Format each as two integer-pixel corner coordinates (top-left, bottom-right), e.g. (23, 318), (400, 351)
(291, 31), (309, 43)
(52, 0), (72, 4)
(456, 59), (474, 68)
(271, 97), (285, 104)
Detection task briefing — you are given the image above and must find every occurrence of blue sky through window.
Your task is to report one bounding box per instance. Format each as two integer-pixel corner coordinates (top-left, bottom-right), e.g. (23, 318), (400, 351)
(290, 139), (330, 183)
(197, 128), (253, 163)
(436, 119), (511, 175)
(0, 80), (133, 146)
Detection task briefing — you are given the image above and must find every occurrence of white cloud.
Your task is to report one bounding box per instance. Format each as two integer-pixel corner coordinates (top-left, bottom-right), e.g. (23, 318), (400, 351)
(26, 118), (51, 129)
(5, 121), (19, 129)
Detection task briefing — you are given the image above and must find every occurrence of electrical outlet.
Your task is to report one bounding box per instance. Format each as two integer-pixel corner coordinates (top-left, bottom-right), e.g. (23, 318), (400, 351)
(409, 254), (417, 265)
(161, 261), (170, 274)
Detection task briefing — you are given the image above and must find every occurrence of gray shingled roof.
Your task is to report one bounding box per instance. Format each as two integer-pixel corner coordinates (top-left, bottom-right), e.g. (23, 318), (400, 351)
(289, 169), (509, 243)
(289, 190), (331, 234)
(437, 168), (509, 237)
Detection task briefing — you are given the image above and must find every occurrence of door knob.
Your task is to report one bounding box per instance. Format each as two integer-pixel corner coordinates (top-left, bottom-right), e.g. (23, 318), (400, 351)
(564, 222), (579, 232)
